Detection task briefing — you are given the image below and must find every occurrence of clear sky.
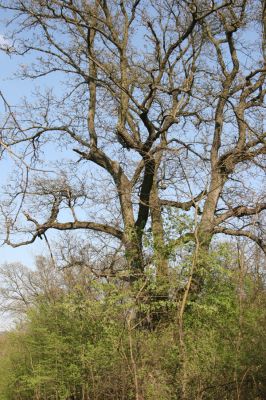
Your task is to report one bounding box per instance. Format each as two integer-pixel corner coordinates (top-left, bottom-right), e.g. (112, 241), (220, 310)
(0, 28), (53, 268)
(0, 0), (81, 268)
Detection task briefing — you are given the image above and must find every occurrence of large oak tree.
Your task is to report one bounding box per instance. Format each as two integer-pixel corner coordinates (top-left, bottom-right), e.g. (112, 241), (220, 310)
(0, 0), (265, 280)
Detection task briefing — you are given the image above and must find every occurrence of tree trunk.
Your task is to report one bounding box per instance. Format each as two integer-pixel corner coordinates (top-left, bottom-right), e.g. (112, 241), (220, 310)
(117, 173), (146, 276)
(193, 170), (225, 291)
(124, 227), (145, 278)
(150, 170), (169, 279)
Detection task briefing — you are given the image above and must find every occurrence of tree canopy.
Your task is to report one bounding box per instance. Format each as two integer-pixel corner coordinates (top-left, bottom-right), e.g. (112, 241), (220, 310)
(0, 0), (265, 280)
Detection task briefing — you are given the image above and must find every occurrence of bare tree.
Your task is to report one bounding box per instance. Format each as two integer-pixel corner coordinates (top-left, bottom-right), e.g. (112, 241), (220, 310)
(0, 0), (265, 282)
(0, 258), (61, 315)
(0, 252), (103, 320)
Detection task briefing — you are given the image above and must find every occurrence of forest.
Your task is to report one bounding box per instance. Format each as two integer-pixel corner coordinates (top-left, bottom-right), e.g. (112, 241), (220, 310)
(0, 0), (265, 399)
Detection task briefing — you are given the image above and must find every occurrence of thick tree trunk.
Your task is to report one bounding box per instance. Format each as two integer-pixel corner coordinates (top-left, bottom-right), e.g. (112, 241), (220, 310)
(150, 173), (169, 279)
(123, 228), (144, 277)
(198, 171), (224, 248)
(118, 173), (146, 276)
(192, 170), (225, 291)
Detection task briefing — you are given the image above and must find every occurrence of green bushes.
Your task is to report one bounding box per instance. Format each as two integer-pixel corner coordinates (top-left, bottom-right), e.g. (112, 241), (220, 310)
(0, 249), (265, 399)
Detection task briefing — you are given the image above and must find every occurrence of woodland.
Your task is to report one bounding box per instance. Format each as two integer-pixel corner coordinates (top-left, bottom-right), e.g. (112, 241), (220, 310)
(0, 0), (265, 399)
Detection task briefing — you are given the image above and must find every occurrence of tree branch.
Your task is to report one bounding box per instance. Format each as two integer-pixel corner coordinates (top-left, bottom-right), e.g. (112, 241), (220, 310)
(160, 191), (206, 211)
(215, 203), (266, 224)
(213, 226), (266, 253)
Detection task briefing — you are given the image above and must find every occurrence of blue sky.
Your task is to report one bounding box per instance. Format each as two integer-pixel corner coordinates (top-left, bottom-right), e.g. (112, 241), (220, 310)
(0, 32), (51, 267)
(0, 0), (80, 268)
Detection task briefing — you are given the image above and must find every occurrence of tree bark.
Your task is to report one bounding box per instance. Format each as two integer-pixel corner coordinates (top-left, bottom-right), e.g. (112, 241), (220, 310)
(150, 162), (169, 279)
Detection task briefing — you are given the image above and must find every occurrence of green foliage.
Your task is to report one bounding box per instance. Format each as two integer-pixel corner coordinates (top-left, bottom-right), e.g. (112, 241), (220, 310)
(0, 246), (265, 399)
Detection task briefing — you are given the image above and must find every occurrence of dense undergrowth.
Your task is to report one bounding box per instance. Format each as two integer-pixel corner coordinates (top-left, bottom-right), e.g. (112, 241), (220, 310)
(0, 246), (265, 400)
